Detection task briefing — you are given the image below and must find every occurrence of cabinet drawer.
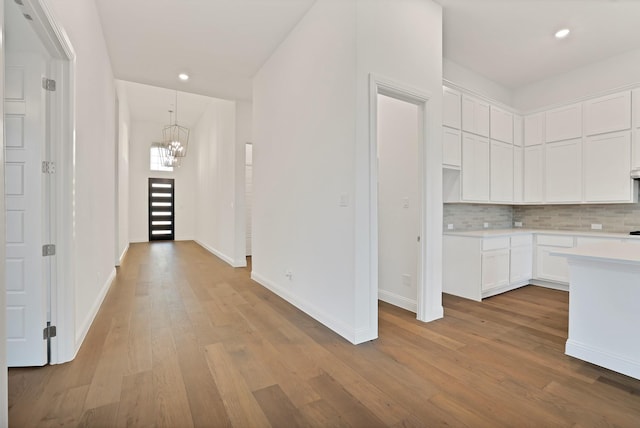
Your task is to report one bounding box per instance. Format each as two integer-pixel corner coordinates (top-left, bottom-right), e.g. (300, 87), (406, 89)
(482, 237), (510, 251)
(536, 235), (574, 247)
(511, 234), (533, 247)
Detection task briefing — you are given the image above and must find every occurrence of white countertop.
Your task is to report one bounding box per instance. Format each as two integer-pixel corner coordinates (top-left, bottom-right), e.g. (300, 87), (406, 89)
(551, 242), (640, 265)
(444, 228), (640, 241)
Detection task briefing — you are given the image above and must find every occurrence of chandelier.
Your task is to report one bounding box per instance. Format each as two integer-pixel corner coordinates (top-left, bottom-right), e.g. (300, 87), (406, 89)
(161, 90), (189, 160)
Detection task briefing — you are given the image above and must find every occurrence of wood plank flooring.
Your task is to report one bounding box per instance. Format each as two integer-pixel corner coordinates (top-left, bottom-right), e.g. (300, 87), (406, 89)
(9, 241), (640, 427)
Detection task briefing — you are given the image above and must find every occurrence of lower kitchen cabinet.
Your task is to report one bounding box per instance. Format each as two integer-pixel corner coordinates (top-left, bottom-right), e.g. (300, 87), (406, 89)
(534, 235), (574, 284)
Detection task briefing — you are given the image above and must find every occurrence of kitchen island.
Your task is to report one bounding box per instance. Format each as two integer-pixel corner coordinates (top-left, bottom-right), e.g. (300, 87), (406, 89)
(552, 242), (640, 380)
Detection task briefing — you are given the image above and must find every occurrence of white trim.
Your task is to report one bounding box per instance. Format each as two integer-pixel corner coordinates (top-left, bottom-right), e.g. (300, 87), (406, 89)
(251, 271), (358, 344)
(369, 73), (443, 331)
(566, 339), (640, 381)
(195, 240), (247, 268)
(118, 244), (129, 266)
(378, 290), (417, 313)
(73, 267), (116, 355)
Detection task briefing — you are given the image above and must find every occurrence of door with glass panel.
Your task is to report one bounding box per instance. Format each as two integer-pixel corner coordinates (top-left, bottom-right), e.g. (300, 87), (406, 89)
(148, 178), (175, 241)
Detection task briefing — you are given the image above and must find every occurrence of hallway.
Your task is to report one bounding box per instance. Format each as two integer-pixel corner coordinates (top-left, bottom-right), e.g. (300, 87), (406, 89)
(8, 241), (640, 427)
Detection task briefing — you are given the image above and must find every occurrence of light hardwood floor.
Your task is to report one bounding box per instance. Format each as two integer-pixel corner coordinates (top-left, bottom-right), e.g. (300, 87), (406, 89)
(9, 241), (640, 427)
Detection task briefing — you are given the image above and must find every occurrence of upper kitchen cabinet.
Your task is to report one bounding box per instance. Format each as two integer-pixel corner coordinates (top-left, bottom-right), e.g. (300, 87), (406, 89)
(524, 113), (544, 146)
(545, 139), (582, 203)
(633, 89), (640, 169)
(513, 115), (523, 147)
(443, 127), (461, 168)
(584, 91), (631, 137)
(443, 86), (461, 129)
(462, 95), (490, 137)
(461, 132), (490, 201)
(634, 89), (640, 129)
(490, 140), (514, 202)
(584, 131), (635, 202)
(545, 103), (582, 143)
(490, 106), (514, 144)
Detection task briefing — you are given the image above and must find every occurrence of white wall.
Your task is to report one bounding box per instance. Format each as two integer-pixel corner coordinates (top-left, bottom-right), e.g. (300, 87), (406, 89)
(115, 81), (130, 263)
(193, 100), (245, 266)
(514, 48), (640, 112)
(443, 58), (513, 107)
(377, 94), (419, 312)
(234, 101), (252, 261)
(128, 120), (197, 242)
(0, 1), (7, 424)
(48, 0), (119, 350)
(253, 0), (443, 343)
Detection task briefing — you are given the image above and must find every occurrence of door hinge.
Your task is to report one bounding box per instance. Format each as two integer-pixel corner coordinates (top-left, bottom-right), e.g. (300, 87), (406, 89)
(42, 161), (56, 174)
(42, 244), (56, 256)
(42, 77), (56, 92)
(43, 325), (57, 340)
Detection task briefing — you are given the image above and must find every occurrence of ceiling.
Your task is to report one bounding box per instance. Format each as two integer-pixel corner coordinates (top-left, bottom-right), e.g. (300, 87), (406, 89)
(93, 0), (640, 122)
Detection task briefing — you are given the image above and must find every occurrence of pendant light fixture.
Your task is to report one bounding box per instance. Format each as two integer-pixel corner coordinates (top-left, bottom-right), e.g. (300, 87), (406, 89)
(162, 90), (189, 159)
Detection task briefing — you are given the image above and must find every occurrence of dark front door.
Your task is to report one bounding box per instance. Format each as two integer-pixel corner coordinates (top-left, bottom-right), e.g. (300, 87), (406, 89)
(148, 178), (175, 241)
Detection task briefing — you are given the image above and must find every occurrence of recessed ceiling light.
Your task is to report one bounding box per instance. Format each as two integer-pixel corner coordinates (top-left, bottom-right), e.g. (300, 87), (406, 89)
(555, 28), (570, 39)
(178, 73), (189, 81)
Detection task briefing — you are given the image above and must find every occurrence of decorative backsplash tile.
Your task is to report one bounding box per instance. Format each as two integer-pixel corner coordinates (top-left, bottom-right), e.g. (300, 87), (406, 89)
(444, 202), (640, 233)
(443, 203), (513, 231)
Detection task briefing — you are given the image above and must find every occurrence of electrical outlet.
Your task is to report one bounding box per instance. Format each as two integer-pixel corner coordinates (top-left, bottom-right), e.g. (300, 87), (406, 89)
(483, 222), (489, 229)
(285, 269), (293, 280)
(514, 221), (523, 227)
(591, 224), (602, 230)
(447, 224), (454, 230)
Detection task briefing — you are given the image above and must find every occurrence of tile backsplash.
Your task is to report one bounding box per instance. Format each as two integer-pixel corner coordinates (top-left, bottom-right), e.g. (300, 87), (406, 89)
(443, 203), (513, 231)
(444, 202), (640, 233)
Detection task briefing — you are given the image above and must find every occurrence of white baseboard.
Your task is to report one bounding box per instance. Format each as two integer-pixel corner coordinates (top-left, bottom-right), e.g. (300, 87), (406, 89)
(529, 279), (569, 292)
(74, 267), (116, 354)
(251, 271), (358, 344)
(195, 240), (245, 267)
(378, 289), (417, 313)
(117, 244), (129, 266)
(566, 339), (640, 380)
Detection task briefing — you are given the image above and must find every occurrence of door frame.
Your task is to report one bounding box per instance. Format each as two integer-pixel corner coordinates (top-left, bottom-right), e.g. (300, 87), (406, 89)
(368, 73), (443, 333)
(2, 0), (77, 365)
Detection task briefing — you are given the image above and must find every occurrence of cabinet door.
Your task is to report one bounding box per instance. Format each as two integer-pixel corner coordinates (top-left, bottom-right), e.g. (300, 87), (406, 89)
(584, 91), (631, 136)
(584, 131), (632, 202)
(524, 113), (544, 146)
(545, 103), (582, 143)
(490, 141), (514, 202)
(513, 147), (523, 203)
(462, 95), (490, 137)
(633, 89), (640, 129)
(490, 106), (514, 144)
(461, 133), (490, 201)
(523, 145), (543, 203)
(535, 245), (571, 283)
(442, 127), (461, 168)
(481, 249), (510, 291)
(545, 139), (582, 203)
(513, 115), (523, 147)
(510, 245), (532, 283)
(443, 87), (461, 129)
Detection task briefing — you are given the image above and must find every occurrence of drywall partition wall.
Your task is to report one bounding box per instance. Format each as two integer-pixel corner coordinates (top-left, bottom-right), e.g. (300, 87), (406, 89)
(128, 120), (197, 243)
(514, 48), (640, 112)
(355, 0), (443, 335)
(253, 0), (443, 343)
(47, 0), (118, 350)
(444, 58), (513, 107)
(234, 101), (252, 262)
(377, 94), (420, 312)
(115, 81), (130, 263)
(253, 0), (359, 341)
(193, 100), (243, 266)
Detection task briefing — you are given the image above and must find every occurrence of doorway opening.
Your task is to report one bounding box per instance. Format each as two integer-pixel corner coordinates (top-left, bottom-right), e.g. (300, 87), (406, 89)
(245, 142), (253, 257)
(148, 178), (175, 241)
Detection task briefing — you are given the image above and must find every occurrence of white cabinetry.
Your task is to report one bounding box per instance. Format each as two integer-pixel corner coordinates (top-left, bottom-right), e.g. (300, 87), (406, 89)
(443, 127), (461, 168)
(513, 147), (523, 203)
(461, 132), (489, 201)
(544, 139), (582, 203)
(490, 106), (513, 144)
(523, 145), (543, 203)
(545, 103), (582, 143)
(462, 95), (490, 137)
(535, 235), (574, 284)
(490, 141), (513, 202)
(524, 113), (544, 146)
(443, 86), (461, 129)
(584, 91), (631, 137)
(583, 131), (634, 202)
(444, 234), (533, 301)
(513, 115), (523, 147)
(632, 89), (640, 169)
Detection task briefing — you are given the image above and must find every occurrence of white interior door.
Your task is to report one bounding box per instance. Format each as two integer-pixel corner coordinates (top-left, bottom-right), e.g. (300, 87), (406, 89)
(5, 52), (49, 367)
